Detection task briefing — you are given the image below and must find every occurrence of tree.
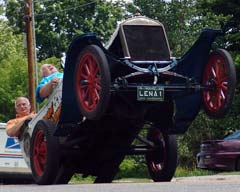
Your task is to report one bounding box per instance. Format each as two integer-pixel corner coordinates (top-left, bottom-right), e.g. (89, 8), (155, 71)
(0, 20), (28, 121)
(197, 0), (240, 52)
(197, 0), (240, 81)
(128, 0), (228, 56)
(5, 0), (126, 60)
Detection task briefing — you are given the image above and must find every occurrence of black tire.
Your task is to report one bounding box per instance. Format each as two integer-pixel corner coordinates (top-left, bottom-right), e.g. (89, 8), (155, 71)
(202, 49), (236, 118)
(145, 128), (177, 182)
(94, 174), (116, 184)
(30, 120), (60, 185)
(75, 45), (111, 120)
(54, 165), (73, 184)
(235, 158), (240, 171)
(94, 166), (120, 184)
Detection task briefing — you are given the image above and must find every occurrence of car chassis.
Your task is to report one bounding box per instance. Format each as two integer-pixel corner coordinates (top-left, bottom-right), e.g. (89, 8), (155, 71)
(19, 16), (236, 184)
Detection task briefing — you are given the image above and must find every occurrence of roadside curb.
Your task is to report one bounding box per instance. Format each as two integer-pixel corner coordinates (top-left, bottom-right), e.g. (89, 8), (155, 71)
(173, 175), (240, 182)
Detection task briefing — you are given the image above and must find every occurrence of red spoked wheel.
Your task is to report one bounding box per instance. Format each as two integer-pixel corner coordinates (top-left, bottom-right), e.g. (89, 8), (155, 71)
(30, 120), (60, 185)
(202, 49), (236, 118)
(32, 130), (47, 177)
(145, 128), (177, 182)
(75, 45), (110, 120)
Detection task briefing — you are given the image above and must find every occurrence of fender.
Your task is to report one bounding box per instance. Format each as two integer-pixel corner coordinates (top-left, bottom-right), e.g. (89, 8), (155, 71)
(170, 29), (223, 134)
(56, 33), (104, 136)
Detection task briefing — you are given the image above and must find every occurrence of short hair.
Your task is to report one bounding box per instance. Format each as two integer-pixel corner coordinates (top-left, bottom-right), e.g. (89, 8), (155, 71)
(40, 64), (48, 77)
(15, 97), (30, 108)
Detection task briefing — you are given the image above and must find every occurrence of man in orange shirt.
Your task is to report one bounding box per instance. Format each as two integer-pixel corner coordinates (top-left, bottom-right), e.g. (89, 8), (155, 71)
(6, 97), (36, 137)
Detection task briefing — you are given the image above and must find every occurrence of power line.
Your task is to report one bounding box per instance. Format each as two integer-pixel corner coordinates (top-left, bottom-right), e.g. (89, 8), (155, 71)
(34, 0), (98, 17)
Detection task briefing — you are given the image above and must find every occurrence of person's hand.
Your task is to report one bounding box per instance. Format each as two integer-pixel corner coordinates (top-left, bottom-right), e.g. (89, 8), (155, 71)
(51, 77), (60, 88)
(26, 112), (36, 120)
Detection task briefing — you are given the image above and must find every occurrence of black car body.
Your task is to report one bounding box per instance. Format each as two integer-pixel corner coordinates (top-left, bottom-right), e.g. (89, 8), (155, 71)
(19, 16), (236, 185)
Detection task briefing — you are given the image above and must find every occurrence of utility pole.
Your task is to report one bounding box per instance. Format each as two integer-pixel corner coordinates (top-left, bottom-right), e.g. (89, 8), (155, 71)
(24, 0), (36, 112)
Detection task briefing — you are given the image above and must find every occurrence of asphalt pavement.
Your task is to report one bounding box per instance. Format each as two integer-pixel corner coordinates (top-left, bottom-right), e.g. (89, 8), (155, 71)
(173, 174), (240, 183)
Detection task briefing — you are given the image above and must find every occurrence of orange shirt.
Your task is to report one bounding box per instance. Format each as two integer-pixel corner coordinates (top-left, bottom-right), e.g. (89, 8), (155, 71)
(6, 114), (29, 137)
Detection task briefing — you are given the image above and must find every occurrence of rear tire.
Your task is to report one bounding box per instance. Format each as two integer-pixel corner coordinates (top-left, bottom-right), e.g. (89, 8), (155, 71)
(235, 158), (240, 171)
(94, 171), (117, 184)
(145, 128), (177, 182)
(54, 165), (73, 184)
(30, 120), (60, 185)
(202, 49), (236, 118)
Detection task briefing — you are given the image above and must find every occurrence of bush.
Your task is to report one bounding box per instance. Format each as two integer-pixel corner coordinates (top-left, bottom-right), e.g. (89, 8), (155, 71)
(177, 91), (240, 168)
(116, 156), (149, 179)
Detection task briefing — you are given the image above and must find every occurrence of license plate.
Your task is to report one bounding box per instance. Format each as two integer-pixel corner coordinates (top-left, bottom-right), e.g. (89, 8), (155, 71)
(137, 86), (164, 101)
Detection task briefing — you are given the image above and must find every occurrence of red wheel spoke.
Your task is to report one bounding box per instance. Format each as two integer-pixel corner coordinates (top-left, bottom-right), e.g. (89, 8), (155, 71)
(202, 51), (232, 113)
(82, 87), (90, 101)
(212, 91), (217, 107)
(39, 142), (47, 163)
(216, 91), (221, 109)
(77, 52), (102, 112)
(80, 73), (88, 80)
(93, 66), (100, 77)
(220, 90), (225, 100)
(80, 84), (88, 89)
(94, 82), (101, 90)
(209, 100), (214, 109)
(218, 92), (224, 109)
(220, 77), (229, 91)
(94, 88), (100, 102)
(33, 130), (47, 177)
(212, 90), (219, 110)
(151, 162), (158, 172)
(211, 65), (217, 78)
(88, 57), (95, 73)
(90, 89), (97, 106)
(214, 62), (220, 80)
(221, 83), (228, 91)
(205, 92), (211, 102)
(83, 62), (91, 75)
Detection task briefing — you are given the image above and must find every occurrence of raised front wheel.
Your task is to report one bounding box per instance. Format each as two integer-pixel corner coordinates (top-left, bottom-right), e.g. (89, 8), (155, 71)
(202, 49), (236, 118)
(75, 45), (111, 120)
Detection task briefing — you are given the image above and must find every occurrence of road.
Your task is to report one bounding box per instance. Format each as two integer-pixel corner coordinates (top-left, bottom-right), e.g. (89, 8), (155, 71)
(1, 175), (240, 192)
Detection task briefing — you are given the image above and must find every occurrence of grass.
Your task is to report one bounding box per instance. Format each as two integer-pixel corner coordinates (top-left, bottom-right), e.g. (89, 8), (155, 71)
(68, 157), (239, 183)
(70, 174), (95, 184)
(174, 167), (216, 177)
(69, 167), (219, 184)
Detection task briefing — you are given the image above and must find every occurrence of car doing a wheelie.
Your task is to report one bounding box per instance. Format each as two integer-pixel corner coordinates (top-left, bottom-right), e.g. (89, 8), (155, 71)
(19, 16), (236, 184)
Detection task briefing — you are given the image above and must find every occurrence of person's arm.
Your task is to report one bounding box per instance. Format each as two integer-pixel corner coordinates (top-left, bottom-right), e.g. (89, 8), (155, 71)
(6, 113), (36, 137)
(39, 77), (60, 99)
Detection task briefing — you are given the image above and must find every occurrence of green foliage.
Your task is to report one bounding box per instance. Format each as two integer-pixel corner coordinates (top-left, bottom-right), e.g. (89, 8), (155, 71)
(175, 167), (215, 177)
(70, 174), (95, 184)
(0, 20), (28, 121)
(117, 156), (149, 179)
(129, 0), (229, 57)
(5, 0), (126, 60)
(197, 0), (240, 52)
(5, 0), (235, 61)
(177, 91), (240, 167)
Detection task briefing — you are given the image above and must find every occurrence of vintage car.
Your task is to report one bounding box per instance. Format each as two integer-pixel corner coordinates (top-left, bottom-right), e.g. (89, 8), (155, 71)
(19, 16), (236, 184)
(197, 130), (240, 171)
